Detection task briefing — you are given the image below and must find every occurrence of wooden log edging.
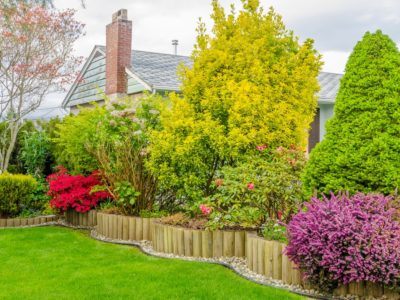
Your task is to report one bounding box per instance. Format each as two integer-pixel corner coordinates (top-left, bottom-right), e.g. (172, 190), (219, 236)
(0, 215), (57, 228)
(64, 210), (97, 228)
(152, 222), (252, 258)
(95, 212), (156, 241)
(246, 232), (302, 286)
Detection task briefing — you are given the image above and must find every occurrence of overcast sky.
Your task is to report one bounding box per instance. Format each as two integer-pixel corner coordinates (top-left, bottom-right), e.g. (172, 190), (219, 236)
(35, 0), (400, 118)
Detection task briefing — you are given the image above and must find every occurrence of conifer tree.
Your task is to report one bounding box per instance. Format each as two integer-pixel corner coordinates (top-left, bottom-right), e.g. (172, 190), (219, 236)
(303, 30), (400, 196)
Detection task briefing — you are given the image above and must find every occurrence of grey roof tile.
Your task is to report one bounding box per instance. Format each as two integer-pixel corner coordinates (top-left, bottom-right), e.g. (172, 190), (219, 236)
(88, 46), (343, 103)
(130, 50), (192, 91)
(317, 72), (343, 103)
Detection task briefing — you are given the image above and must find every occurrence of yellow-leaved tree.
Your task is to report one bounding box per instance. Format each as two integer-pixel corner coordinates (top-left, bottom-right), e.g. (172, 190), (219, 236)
(147, 0), (322, 202)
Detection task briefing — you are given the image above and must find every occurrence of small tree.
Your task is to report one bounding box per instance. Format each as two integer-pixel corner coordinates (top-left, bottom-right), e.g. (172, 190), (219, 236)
(0, 4), (83, 172)
(303, 31), (400, 196)
(147, 0), (321, 202)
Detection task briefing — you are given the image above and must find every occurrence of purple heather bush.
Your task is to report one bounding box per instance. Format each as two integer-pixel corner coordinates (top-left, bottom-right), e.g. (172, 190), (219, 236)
(285, 193), (400, 291)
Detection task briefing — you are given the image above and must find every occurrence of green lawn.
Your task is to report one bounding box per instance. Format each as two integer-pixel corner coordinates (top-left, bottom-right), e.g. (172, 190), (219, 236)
(0, 227), (303, 300)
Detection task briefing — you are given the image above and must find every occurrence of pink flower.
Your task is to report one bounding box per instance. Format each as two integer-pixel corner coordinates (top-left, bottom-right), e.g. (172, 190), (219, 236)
(215, 178), (224, 187)
(256, 144), (267, 151)
(276, 146), (284, 153)
(247, 182), (255, 190)
(199, 204), (212, 216)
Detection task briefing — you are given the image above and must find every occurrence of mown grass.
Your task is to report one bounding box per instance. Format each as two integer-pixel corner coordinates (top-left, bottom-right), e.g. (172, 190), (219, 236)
(0, 226), (303, 300)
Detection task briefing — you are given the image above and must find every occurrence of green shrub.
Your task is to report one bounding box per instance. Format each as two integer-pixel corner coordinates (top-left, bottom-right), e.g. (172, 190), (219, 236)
(88, 95), (159, 216)
(261, 220), (287, 243)
(53, 105), (106, 174)
(199, 146), (305, 229)
(303, 31), (400, 196)
(20, 131), (51, 178)
(0, 173), (37, 218)
(3, 120), (37, 174)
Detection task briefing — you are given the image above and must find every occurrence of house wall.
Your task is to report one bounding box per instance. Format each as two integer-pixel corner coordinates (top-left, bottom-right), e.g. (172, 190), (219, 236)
(319, 103), (334, 140)
(68, 54), (106, 107)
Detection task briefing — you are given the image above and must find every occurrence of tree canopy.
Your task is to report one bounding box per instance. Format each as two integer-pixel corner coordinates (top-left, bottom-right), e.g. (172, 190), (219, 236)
(147, 0), (322, 202)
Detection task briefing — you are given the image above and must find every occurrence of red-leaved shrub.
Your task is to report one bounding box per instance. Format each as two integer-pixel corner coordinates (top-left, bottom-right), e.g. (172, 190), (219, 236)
(47, 166), (111, 213)
(285, 193), (400, 291)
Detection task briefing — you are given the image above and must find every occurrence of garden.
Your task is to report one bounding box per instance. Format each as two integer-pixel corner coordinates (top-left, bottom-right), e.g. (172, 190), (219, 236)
(1, 1), (400, 300)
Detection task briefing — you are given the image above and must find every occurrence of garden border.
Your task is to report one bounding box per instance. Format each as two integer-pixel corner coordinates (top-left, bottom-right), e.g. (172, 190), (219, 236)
(6, 210), (397, 299)
(89, 229), (328, 300)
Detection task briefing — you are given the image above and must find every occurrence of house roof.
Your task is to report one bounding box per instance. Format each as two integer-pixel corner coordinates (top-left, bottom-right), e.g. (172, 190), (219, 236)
(317, 72), (343, 103)
(97, 45), (192, 91)
(63, 45), (342, 107)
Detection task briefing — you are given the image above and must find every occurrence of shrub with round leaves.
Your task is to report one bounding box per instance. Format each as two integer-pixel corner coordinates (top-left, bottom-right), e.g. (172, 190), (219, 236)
(285, 193), (400, 291)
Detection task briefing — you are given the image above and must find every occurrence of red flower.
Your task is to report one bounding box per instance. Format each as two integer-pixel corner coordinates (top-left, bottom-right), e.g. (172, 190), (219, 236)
(47, 166), (112, 213)
(277, 211), (283, 221)
(247, 182), (255, 190)
(199, 204), (212, 216)
(256, 144), (267, 151)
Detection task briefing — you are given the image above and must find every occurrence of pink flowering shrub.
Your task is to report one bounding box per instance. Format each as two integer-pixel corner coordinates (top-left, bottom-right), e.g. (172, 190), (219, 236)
(285, 193), (400, 291)
(201, 145), (306, 229)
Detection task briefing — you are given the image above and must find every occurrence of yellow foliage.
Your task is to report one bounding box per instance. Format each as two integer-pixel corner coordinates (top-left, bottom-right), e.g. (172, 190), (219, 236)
(147, 0), (322, 201)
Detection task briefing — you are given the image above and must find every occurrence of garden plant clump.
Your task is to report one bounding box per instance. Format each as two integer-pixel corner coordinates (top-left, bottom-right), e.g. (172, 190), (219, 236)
(285, 193), (400, 291)
(47, 166), (111, 213)
(198, 145), (305, 230)
(0, 173), (38, 218)
(147, 0), (321, 206)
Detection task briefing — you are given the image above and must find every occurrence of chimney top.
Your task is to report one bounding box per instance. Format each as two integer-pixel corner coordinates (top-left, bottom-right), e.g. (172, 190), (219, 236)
(172, 39), (178, 55)
(112, 9), (128, 22)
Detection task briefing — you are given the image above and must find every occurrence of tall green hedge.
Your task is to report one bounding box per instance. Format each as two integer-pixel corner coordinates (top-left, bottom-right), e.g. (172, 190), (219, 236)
(303, 30), (400, 196)
(0, 173), (37, 218)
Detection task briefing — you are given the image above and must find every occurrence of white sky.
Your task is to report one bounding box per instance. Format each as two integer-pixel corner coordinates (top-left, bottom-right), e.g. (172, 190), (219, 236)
(34, 0), (400, 118)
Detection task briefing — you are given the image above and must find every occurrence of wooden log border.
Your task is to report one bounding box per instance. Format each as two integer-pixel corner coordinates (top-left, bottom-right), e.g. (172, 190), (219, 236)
(246, 232), (301, 285)
(96, 212), (156, 241)
(152, 222), (251, 258)
(64, 210), (97, 227)
(0, 215), (57, 228)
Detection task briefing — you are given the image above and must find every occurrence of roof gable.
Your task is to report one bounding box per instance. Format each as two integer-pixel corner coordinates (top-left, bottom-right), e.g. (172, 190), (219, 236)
(62, 46), (106, 108)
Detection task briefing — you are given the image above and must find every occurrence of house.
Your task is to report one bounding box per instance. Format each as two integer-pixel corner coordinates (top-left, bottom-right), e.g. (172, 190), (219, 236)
(62, 9), (342, 151)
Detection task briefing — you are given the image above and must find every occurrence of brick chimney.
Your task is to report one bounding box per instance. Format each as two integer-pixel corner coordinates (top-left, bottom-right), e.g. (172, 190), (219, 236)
(105, 9), (132, 98)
